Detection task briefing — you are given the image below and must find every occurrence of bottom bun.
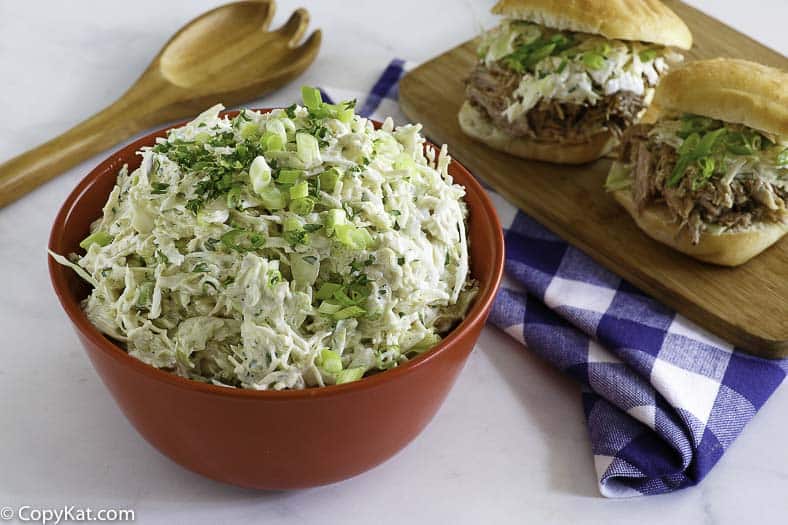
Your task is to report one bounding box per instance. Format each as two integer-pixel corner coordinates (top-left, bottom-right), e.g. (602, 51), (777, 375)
(613, 189), (788, 266)
(458, 101), (615, 164)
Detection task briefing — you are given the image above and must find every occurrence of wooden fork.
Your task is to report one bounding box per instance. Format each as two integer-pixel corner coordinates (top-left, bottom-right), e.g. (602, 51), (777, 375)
(0, 0), (321, 207)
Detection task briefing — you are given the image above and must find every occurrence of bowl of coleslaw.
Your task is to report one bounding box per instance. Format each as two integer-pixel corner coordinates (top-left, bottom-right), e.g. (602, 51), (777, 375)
(48, 90), (504, 489)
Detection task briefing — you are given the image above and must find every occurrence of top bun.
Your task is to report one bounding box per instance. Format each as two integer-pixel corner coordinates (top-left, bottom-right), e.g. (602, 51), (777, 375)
(652, 58), (788, 138)
(491, 0), (693, 49)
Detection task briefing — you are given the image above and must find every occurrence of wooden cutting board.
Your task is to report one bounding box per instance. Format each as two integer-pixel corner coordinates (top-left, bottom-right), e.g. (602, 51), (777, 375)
(399, 0), (788, 358)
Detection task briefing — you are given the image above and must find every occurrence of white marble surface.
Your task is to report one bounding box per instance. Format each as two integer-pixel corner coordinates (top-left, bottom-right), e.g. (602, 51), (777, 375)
(1, 1), (787, 523)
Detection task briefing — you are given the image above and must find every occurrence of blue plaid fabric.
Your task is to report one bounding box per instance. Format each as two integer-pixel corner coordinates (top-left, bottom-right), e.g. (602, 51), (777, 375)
(322, 60), (788, 497)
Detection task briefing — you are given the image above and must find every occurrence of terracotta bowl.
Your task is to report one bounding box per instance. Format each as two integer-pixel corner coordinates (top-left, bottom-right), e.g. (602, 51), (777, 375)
(48, 110), (504, 489)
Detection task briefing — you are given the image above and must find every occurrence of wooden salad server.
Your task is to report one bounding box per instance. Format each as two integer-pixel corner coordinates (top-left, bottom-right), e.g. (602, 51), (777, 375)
(0, 0), (321, 207)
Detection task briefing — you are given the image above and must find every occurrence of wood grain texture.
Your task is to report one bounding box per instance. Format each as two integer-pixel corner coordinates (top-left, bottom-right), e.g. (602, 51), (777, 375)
(399, 0), (788, 358)
(0, 0), (321, 208)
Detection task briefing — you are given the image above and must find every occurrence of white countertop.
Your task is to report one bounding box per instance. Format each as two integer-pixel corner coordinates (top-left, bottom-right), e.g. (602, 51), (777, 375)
(1, 1), (786, 524)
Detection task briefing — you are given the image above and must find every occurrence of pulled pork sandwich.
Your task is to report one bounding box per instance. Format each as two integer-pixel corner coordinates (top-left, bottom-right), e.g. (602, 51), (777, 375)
(607, 59), (788, 266)
(459, 0), (692, 164)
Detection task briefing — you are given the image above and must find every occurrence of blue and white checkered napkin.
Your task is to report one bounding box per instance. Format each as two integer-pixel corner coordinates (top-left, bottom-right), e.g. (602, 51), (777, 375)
(322, 59), (788, 497)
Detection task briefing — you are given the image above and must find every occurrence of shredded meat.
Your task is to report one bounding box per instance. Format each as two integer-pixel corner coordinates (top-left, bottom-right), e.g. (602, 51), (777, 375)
(619, 124), (788, 244)
(465, 63), (519, 122)
(465, 63), (646, 143)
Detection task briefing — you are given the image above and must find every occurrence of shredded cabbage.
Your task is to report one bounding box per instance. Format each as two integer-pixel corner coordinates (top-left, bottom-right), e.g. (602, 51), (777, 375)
(53, 89), (478, 390)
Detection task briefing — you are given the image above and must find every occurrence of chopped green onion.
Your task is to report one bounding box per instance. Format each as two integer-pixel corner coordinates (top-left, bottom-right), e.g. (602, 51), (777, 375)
(79, 231), (113, 250)
(317, 349), (343, 374)
(502, 56), (525, 73)
(282, 221), (308, 245)
(335, 100), (355, 123)
(549, 34), (572, 48)
(249, 155), (272, 194)
(725, 132), (754, 156)
(221, 228), (265, 252)
(333, 306), (366, 320)
(267, 270), (282, 287)
(678, 133), (701, 155)
(336, 367), (365, 384)
(668, 156), (691, 187)
(265, 119), (288, 144)
(325, 208), (347, 235)
(317, 301), (342, 315)
(296, 132), (321, 167)
(289, 197), (315, 215)
(582, 52), (605, 70)
(226, 186), (242, 209)
(283, 216), (302, 232)
(332, 288), (357, 307)
(150, 182), (169, 195)
(672, 136), (700, 182)
(699, 157), (716, 179)
(523, 43), (556, 69)
(319, 168), (341, 192)
(668, 128), (728, 187)
(301, 86), (323, 110)
(316, 282), (343, 300)
(257, 185), (286, 210)
(694, 128), (727, 157)
(289, 181), (309, 200)
(639, 49), (658, 62)
(277, 169), (302, 185)
(679, 114), (719, 138)
(137, 281), (154, 308)
(260, 132), (284, 152)
(239, 121), (259, 139)
(333, 224), (372, 250)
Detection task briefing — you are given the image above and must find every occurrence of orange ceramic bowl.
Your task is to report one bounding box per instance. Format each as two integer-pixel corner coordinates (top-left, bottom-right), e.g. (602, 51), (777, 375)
(48, 110), (504, 489)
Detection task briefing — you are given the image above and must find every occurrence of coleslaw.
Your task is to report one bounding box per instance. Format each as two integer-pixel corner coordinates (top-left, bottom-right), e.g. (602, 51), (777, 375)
(51, 87), (478, 390)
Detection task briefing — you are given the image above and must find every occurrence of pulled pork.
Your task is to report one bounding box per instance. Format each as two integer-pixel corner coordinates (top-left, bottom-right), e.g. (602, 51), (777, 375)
(620, 124), (788, 244)
(465, 63), (646, 143)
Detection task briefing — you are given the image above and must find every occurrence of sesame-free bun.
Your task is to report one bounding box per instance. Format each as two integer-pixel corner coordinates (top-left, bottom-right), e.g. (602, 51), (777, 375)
(651, 58), (788, 138)
(458, 101), (615, 164)
(612, 186), (788, 266)
(491, 0), (693, 49)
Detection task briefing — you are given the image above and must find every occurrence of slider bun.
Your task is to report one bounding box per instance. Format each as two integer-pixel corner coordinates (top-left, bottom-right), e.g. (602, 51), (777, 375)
(491, 0), (692, 49)
(612, 187), (788, 266)
(651, 58), (788, 138)
(458, 101), (615, 164)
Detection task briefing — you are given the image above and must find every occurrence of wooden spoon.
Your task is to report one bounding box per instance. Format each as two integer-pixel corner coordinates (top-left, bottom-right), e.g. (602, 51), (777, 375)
(0, 0), (321, 207)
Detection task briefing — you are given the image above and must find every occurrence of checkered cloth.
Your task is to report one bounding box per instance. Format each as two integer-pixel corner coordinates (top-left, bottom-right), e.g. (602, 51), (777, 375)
(320, 59), (788, 497)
